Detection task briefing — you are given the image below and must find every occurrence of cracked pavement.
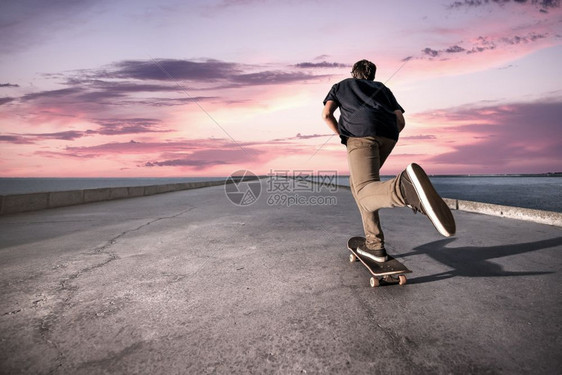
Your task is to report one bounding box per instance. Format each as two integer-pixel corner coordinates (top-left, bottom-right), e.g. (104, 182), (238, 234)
(0, 182), (561, 374)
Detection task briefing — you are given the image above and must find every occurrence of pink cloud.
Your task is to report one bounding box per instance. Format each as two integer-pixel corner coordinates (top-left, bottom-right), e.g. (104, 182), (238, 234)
(22, 133), (346, 175)
(144, 148), (263, 170)
(396, 2), (561, 80)
(61, 139), (221, 156)
(0, 135), (34, 144)
(0, 118), (170, 144)
(0, 97), (15, 105)
(272, 133), (333, 142)
(447, 1), (560, 12)
(414, 30), (555, 66)
(412, 98), (562, 173)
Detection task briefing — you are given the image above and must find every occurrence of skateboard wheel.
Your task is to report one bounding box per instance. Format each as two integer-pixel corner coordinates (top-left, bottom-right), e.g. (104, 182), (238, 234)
(398, 275), (407, 285)
(370, 277), (380, 288)
(349, 254), (357, 263)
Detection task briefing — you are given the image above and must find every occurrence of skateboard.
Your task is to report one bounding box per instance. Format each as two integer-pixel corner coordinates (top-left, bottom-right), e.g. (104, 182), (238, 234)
(347, 236), (411, 287)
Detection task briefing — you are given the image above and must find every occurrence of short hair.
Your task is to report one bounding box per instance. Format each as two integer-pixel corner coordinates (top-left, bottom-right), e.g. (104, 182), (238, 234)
(351, 60), (377, 80)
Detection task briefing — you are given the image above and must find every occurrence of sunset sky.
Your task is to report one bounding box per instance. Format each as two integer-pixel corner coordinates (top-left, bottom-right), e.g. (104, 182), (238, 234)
(1, 0), (561, 177)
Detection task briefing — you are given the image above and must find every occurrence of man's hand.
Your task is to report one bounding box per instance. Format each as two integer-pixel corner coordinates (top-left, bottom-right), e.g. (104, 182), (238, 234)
(322, 100), (340, 135)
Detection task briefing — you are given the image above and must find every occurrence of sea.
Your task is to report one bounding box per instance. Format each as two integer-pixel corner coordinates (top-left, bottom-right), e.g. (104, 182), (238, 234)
(0, 175), (560, 213)
(333, 175), (562, 213)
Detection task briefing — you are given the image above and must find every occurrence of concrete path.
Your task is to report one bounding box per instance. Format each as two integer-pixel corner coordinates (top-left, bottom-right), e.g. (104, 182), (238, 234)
(1, 181), (561, 374)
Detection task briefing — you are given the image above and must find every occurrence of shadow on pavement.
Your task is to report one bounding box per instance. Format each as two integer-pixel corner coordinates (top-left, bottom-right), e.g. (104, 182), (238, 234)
(396, 236), (562, 285)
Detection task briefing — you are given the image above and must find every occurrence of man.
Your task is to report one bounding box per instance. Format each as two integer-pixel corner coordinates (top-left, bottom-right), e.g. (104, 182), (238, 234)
(322, 59), (455, 262)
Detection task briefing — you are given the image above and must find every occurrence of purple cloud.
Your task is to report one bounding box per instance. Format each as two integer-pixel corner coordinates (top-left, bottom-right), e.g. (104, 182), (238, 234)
(419, 31), (549, 60)
(10, 76), (221, 121)
(97, 59), (330, 86)
(295, 61), (348, 69)
(502, 33), (547, 45)
(130, 97), (217, 107)
(422, 48), (440, 57)
(0, 130), (86, 144)
(144, 147), (263, 170)
(448, 0), (560, 11)
(93, 118), (169, 135)
(16, 58), (330, 113)
(108, 59), (242, 81)
(49, 137), (266, 170)
(0, 117), (171, 145)
(401, 135), (437, 140)
(21, 87), (84, 101)
(210, 0), (265, 10)
(61, 138), (236, 155)
(35, 130), (85, 141)
(445, 45), (466, 53)
(272, 133), (333, 142)
(0, 135), (33, 144)
(35, 150), (99, 159)
(0, 97), (15, 105)
(426, 99), (562, 172)
(30, 135), (291, 170)
(230, 71), (328, 86)
(0, 83), (20, 88)
(144, 158), (229, 168)
(83, 80), (181, 93)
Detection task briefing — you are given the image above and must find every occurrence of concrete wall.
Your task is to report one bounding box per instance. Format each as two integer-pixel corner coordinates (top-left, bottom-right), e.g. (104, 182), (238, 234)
(0, 180), (229, 215)
(311, 182), (562, 227)
(443, 198), (562, 227)
(2, 179), (561, 227)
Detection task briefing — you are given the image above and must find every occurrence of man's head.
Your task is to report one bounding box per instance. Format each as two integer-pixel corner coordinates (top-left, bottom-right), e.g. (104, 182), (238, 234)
(351, 59), (377, 80)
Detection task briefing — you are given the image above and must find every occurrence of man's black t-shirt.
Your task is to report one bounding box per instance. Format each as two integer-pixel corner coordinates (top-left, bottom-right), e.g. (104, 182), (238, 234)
(323, 78), (404, 144)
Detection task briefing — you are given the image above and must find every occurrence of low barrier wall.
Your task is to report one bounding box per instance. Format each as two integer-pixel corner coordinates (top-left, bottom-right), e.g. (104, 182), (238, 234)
(0, 180), (228, 215)
(315, 183), (562, 227)
(442, 198), (562, 227)
(2, 179), (561, 227)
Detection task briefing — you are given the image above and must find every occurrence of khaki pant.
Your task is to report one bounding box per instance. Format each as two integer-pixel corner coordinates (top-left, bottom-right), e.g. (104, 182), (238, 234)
(346, 136), (406, 250)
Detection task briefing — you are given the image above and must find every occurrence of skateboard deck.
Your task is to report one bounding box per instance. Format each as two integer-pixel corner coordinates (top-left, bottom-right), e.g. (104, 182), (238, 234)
(347, 236), (411, 287)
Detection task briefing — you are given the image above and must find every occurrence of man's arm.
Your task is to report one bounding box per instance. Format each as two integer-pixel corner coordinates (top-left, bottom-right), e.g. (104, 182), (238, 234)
(394, 110), (405, 133)
(322, 100), (339, 135)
